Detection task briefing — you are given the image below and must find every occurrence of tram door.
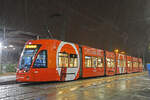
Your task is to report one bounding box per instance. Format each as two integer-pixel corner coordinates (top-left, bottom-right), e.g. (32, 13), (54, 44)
(104, 51), (106, 76)
(60, 67), (67, 81)
(58, 52), (79, 81)
(33, 50), (48, 81)
(79, 46), (83, 78)
(58, 52), (68, 81)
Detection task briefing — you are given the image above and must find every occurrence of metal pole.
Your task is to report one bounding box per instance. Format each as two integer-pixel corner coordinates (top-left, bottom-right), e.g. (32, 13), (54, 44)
(0, 25), (6, 73)
(143, 50), (145, 71)
(0, 46), (2, 73)
(4, 25), (6, 40)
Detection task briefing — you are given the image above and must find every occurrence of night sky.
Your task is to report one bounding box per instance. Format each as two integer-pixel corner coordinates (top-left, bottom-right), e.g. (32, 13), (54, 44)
(0, 0), (150, 62)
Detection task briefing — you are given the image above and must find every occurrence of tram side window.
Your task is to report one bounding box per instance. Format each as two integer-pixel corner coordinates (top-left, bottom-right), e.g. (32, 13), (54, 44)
(111, 59), (115, 68)
(119, 60), (125, 67)
(117, 60), (120, 66)
(92, 57), (97, 67)
(139, 63), (142, 67)
(119, 60), (123, 67)
(133, 62), (137, 67)
(133, 62), (136, 67)
(136, 62), (138, 67)
(74, 58), (78, 67)
(97, 57), (103, 67)
(128, 61), (132, 67)
(69, 54), (78, 67)
(123, 60), (126, 67)
(85, 56), (91, 68)
(34, 50), (47, 68)
(58, 52), (68, 67)
(106, 58), (111, 67)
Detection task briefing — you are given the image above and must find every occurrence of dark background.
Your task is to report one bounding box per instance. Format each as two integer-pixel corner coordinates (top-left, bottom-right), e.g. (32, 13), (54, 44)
(0, 0), (150, 65)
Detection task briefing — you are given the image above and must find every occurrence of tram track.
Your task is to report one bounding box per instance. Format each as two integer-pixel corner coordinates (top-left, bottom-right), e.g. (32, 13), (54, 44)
(0, 72), (147, 99)
(0, 84), (49, 100)
(0, 80), (17, 85)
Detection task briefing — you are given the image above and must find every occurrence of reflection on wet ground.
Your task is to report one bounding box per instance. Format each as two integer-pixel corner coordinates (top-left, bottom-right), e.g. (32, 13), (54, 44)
(0, 73), (150, 100)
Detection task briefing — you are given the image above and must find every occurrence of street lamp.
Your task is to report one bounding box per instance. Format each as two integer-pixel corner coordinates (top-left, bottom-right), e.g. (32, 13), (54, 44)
(4, 46), (7, 49)
(9, 45), (14, 48)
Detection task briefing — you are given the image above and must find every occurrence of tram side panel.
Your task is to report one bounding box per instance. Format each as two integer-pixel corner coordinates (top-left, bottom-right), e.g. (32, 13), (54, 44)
(116, 53), (127, 74)
(35, 40), (67, 82)
(136, 57), (139, 72)
(132, 57), (138, 73)
(126, 56), (133, 74)
(138, 58), (143, 72)
(44, 40), (60, 82)
(82, 46), (105, 78)
(97, 49), (105, 76)
(48, 40), (64, 82)
(54, 40), (80, 81)
(16, 40), (59, 82)
(105, 51), (116, 76)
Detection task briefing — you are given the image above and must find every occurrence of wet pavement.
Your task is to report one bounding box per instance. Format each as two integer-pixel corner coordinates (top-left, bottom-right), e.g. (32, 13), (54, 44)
(0, 75), (16, 82)
(0, 75), (16, 85)
(0, 73), (149, 100)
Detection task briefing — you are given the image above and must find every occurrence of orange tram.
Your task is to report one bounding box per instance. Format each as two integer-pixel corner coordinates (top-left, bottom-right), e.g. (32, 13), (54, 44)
(16, 39), (144, 82)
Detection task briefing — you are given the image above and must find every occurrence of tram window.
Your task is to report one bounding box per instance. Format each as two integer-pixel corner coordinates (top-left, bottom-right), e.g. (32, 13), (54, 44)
(34, 50), (47, 68)
(69, 54), (78, 67)
(117, 60), (120, 66)
(120, 60), (126, 67)
(69, 57), (74, 67)
(97, 57), (103, 67)
(123, 60), (126, 67)
(92, 57), (97, 67)
(122, 60), (125, 67)
(136, 62), (138, 67)
(120, 60), (123, 67)
(111, 59), (115, 67)
(106, 58), (111, 67)
(58, 52), (68, 67)
(133, 62), (135, 67)
(139, 63), (142, 67)
(74, 58), (78, 67)
(133, 62), (137, 67)
(128, 61), (132, 67)
(119, 60), (124, 67)
(133, 62), (136, 67)
(85, 56), (91, 68)
(127, 61), (129, 67)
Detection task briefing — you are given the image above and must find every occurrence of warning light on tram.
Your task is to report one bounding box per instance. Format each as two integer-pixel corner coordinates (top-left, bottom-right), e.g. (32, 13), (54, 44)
(120, 51), (125, 54)
(114, 49), (119, 53)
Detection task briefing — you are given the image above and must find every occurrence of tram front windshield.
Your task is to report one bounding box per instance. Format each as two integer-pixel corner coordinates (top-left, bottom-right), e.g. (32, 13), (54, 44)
(19, 45), (39, 71)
